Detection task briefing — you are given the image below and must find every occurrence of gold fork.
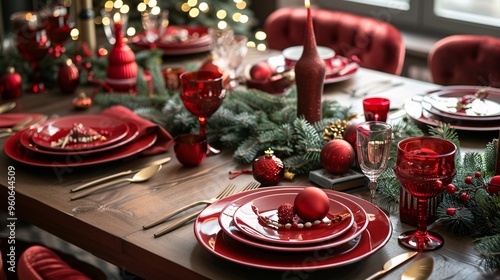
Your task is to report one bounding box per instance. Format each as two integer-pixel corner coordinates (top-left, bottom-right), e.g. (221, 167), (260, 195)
(153, 181), (261, 238)
(0, 115), (48, 138)
(143, 183), (238, 230)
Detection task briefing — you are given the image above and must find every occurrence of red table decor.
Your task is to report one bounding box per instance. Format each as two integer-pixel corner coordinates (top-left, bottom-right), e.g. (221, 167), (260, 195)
(294, 0), (326, 123)
(0, 67), (22, 100)
(105, 13), (138, 93)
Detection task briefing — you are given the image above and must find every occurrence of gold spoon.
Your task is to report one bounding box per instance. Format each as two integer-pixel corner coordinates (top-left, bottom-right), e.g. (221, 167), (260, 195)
(401, 257), (434, 280)
(70, 164), (162, 200)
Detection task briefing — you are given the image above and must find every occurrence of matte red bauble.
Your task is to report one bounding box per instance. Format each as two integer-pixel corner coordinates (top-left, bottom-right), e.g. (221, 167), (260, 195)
(0, 67), (22, 100)
(252, 148), (284, 186)
(199, 58), (230, 87)
(343, 122), (358, 152)
(486, 175), (500, 196)
(294, 187), (330, 221)
(58, 59), (79, 94)
(320, 139), (355, 174)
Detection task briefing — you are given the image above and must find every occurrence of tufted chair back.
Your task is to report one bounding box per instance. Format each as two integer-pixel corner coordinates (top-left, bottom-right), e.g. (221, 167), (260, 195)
(428, 35), (500, 87)
(264, 7), (405, 75)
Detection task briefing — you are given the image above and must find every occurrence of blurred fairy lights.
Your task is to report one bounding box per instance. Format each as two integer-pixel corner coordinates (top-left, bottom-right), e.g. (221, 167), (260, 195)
(77, 0), (267, 51)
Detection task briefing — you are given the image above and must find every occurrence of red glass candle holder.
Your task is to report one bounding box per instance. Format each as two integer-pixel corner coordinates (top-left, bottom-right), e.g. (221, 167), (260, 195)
(363, 97), (390, 122)
(174, 134), (207, 166)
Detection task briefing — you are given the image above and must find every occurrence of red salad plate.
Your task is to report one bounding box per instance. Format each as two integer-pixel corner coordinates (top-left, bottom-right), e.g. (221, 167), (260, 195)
(194, 186), (391, 270)
(20, 122), (139, 156)
(30, 115), (130, 151)
(232, 193), (354, 245)
(218, 188), (368, 252)
(4, 130), (156, 167)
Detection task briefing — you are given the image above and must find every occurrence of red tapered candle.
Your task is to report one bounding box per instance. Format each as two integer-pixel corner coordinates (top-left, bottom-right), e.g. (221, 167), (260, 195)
(294, 0), (326, 123)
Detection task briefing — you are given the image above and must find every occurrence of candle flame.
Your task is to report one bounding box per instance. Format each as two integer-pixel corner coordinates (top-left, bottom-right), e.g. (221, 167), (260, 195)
(305, 0), (310, 8)
(113, 13), (121, 24)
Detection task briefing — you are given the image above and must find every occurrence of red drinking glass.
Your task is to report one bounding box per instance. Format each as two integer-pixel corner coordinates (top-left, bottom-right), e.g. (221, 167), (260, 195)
(12, 13), (50, 93)
(363, 97), (390, 122)
(45, 5), (73, 58)
(174, 134), (207, 166)
(180, 71), (226, 136)
(394, 136), (457, 251)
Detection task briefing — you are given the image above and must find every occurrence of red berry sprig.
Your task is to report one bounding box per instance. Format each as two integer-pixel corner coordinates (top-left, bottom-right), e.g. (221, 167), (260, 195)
(445, 171), (495, 216)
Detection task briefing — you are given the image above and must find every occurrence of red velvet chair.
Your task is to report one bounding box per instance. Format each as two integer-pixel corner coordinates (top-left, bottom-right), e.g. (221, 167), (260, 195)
(264, 7), (405, 75)
(428, 35), (500, 87)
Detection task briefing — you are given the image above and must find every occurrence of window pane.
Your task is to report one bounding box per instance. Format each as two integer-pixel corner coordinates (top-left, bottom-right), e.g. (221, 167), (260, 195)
(344, 0), (410, 11)
(434, 0), (500, 27)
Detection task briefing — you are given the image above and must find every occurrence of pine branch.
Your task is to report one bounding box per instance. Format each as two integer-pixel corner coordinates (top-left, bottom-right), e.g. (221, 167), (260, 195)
(474, 235), (500, 270)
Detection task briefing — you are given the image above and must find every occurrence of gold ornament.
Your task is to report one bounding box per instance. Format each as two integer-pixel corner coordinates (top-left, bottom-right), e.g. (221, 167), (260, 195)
(323, 120), (350, 141)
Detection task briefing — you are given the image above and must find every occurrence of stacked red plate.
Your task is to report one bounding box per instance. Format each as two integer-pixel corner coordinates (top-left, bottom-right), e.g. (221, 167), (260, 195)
(130, 26), (211, 55)
(4, 115), (157, 167)
(194, 186), (391, 270)
(405, 86), (500, 131)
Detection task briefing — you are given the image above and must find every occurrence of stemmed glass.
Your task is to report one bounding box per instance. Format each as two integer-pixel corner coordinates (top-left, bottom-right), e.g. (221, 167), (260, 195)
(45, 5), (73, 58)
(101, 9), (128, 45)
(394, 136), (457, 251)
(226, 35), (248, 88)
(11, 12), (50, 93)
(356, 121), (392, 204)
(140, 6), (169, 47)
(179, 71), (226, 137)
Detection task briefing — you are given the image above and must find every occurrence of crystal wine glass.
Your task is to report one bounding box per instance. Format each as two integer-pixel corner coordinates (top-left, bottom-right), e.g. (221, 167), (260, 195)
(394, 136), (457, 251)
(11, 12), (50, 93)
(45, 5), (73, 58)
(179, 71), (226, 136)
(226, 35), (248, 88)
(140, 6), (169, 48)
(356, 121), (392, 204)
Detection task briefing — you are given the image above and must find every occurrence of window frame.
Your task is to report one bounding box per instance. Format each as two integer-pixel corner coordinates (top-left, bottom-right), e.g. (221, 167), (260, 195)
(317, 0), (500, 37)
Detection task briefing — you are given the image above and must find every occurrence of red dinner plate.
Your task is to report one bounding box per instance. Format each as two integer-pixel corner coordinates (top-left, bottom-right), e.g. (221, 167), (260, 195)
(19, 122), (139, 156)
(218, 188), (368, 252)
(4, 130), (157, 167)
(324, 55), (359, 84)
(31, 115), (130, 151)
(232, 193), (354, 245)
(194, 186), (391, 270)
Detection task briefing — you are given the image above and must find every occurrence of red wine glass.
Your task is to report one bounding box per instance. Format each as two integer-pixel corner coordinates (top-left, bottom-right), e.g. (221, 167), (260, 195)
(179, 71), (226, 137)
(394, 136), (457, 251)
(45, 5), (73, 58)
(12, 13), (50, 93)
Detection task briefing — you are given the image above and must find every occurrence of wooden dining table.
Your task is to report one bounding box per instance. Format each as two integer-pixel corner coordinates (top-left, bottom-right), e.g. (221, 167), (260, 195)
(0, 48), (499, 280)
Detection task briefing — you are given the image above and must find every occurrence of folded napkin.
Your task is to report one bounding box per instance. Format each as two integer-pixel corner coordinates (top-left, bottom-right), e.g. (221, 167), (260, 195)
(0, 114), (45, 128)
(102, 105), (173, 155)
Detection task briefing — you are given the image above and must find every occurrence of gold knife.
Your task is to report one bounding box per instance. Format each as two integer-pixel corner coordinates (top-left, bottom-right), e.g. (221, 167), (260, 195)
(401, 257), (434, 280)
(365, 251), (418, 280)
(0, 102), (16, 114)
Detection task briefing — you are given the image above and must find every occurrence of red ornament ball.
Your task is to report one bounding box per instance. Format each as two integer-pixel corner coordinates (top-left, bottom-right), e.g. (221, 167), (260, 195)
(294, 187), (330, 222)
(252, 149), (284, 186)
(249, 61), (274, 81)
(486, 175), (500, 196)
(0, 67), (22, 100)
(320, 139), (355, 174)
(342, 122), (358, 152)
(58, 59), (79, 94)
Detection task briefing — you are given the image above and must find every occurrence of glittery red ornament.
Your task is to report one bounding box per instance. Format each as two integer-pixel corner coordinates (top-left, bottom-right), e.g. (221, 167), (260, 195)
(320, 139), (355, 174)
(486, 175), (500, 196)
(105, 18), (138, 93)
(294, 3), (326, 123)
(58, 59), (79, 94)
(252, 148), (284, 186)
(0, 67), (22, 100)
(294, 187), (330, 221)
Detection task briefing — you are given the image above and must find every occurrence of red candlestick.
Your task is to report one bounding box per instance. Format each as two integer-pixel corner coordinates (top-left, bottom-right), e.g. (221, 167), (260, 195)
(294, 3), (326, 123)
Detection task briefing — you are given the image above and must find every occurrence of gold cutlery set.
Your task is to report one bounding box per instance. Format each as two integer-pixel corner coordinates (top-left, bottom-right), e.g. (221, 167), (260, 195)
(0, 115), (49, 138)
(365, 251), (434, 280)
(70, 159), (261, 237)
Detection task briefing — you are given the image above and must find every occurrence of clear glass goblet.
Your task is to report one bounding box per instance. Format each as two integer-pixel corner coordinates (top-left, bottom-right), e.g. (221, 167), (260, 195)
(226, 35), (248, 88)
(394, 136), (456, 251)
(356, 121), (392, 204)
(141, 6), (169, 47)
(101, 9), (128, 45)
